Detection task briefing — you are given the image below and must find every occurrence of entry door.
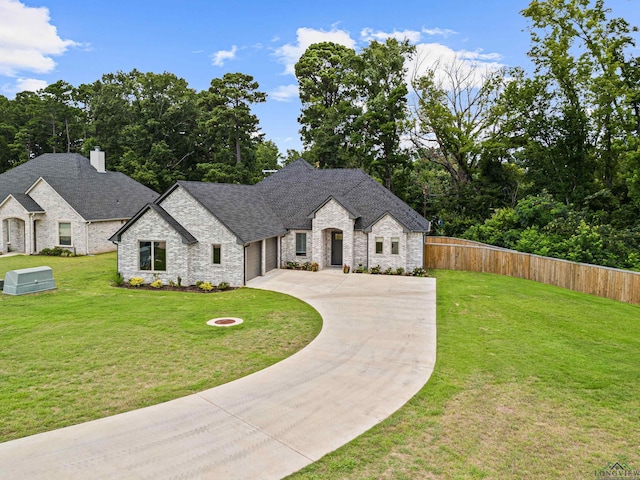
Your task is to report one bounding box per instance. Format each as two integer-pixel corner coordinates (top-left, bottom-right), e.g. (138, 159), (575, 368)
(331, 231), (343, 266)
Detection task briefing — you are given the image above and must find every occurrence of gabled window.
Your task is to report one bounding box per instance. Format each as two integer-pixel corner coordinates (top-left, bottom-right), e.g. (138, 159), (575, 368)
(391, 237), (399, 255)
(375, 237), (383, 254)
(296, 232), (307, 256)
(139, 241), (166, 271)
(58, 222), (72, 246)
(212, 244), (222, 264)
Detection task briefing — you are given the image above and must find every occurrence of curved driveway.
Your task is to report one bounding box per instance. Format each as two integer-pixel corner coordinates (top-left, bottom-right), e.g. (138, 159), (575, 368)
(0, 269), (436, 479)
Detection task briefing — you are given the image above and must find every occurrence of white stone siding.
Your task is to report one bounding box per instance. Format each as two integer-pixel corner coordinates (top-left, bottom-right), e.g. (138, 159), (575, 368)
(87, 220), (125, 254)
(0, 198), (28, 253)
(406, 232), (425, 271)
(116, 208), (190, 285)
(311, 199), (354, 269)
(368, 214), (408, 271)
(353, 231), (368, 269)
(281, 230), (312, 266)
(160, 187), (244, 286)
(28, 180), (87, 254)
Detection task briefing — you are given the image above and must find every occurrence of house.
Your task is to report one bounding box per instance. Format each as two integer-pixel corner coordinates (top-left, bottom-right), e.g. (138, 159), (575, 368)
(110, 159), (431, 286)
(0, 150), (159, 255)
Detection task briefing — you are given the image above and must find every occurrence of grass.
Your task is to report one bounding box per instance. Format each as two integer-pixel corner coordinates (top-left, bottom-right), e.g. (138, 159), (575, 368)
(288, 269), (640, 479)
(0, 253), (322, 442)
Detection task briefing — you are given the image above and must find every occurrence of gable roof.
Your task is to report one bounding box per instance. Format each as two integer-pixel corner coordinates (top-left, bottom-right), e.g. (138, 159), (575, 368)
(171, 181), (287, 244)
(0, 193), (44, 213)
(257, 159), (431, 233)
(0, 153), (159, 221)
(109, 203), (197, 244)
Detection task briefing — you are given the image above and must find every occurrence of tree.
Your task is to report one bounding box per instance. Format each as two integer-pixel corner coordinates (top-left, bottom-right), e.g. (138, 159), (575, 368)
(356, 39), (415, 192)
(522, 0), (639, 200)
(295, 42), (360, 168)
(197, 73), (266, 183)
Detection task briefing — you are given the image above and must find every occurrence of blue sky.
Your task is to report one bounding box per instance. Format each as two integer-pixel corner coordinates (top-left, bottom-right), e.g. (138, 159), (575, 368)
(1, 0), (638, 154)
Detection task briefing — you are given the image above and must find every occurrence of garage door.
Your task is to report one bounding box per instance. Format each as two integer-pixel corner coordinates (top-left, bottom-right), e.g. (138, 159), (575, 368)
(245, 241), (262, 282)
(265, 237), (277, 272)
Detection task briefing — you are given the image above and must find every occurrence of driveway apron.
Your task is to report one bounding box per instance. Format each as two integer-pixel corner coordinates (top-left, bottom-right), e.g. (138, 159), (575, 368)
(0, 269), (436, 479)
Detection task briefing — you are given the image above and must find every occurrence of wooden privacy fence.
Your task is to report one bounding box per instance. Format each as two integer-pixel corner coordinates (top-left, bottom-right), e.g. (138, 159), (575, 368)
(424, 237), (640, 306)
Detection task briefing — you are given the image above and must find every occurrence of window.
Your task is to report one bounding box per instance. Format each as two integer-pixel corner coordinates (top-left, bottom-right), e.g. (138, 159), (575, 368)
(139, 241), (166, 271)
(375, 237), (383, 254)
(391, 237), (399, 255)
(212, 244), (221, 264)
(58, 222), (71, 246)
(296, 232), (307, 256)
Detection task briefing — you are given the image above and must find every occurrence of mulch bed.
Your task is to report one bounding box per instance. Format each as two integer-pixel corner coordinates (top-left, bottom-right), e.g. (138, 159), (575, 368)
(117, 284), (236, 293)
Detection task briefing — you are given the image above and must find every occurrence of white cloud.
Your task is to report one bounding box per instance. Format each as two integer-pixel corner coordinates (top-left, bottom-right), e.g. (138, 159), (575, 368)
(15, 77), (47, 92)
(274, 27), (356, 75)
(270, 84), (299, 102)
(0, 0), (77, 76)
(409, 43), (504, 89)
(360, 28), (423, 43)
(211, 45), (238, 67)
(422, 27), (457, 38)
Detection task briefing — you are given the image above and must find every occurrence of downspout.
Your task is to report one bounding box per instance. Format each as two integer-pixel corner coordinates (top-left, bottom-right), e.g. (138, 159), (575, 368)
(28, 213), (34, 254)
(85, 221), (91, 255)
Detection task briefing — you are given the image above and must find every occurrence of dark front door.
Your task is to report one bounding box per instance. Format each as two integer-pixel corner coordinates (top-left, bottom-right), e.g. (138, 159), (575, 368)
(331, 231), (343, 266)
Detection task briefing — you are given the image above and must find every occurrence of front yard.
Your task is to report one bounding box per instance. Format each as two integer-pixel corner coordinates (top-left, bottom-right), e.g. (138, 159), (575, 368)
(0, 253), (321, 442)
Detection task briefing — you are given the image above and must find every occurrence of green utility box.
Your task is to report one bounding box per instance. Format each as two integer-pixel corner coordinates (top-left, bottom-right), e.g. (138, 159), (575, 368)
(2, 266), (56, 295)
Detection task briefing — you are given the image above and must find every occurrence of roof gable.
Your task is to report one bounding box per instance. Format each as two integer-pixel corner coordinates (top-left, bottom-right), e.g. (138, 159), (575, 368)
(0, 153), (159, 221)
(109, 203), (197, 244)
(0, 193), (45, 213)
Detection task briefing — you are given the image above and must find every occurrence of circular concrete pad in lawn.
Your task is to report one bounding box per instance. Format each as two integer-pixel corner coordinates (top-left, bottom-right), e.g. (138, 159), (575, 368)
(207, 317), (243, 327)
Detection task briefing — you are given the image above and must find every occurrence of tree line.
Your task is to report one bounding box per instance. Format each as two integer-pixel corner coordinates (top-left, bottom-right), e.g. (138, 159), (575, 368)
(1, 0), (639, 269)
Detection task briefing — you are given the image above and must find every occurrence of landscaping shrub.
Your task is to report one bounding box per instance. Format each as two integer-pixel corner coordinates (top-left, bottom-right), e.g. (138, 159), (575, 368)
(150, 279), (163, 289)
(217, 281), (230, 291)
(129, 277), (144, 287)
(198, 281), (214, 292)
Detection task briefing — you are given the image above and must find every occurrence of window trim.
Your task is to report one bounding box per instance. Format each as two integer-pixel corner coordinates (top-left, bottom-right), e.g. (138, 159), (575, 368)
(138, 240), (167, 272)
(375, 236), (384, 254)
(295, 232), (307, 256)
(58, 221), (72, 247)
(212, 244), (222, 265)
(391, 237), (400, 255)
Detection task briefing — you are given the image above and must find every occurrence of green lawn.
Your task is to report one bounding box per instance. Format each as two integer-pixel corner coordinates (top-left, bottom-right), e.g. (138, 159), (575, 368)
(288, 269), (640, 480)
(0, 253), (322, 442)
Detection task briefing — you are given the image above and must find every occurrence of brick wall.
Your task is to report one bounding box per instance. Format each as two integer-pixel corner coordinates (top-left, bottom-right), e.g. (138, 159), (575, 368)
(368, 214), (409, 271)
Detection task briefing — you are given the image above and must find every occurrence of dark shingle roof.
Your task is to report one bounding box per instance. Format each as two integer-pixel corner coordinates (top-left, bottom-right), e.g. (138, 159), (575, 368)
(110, 203), (197, 244)
(0, 153), (159, 221)
(257, 159), (431, 233)
(175, 181), (287, 244)
(3, 193), (45, 213)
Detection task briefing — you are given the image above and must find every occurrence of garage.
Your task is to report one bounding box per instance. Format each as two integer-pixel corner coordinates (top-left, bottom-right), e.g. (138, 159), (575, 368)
(245, 240), (262, 282)
(265, 237), (278, 273)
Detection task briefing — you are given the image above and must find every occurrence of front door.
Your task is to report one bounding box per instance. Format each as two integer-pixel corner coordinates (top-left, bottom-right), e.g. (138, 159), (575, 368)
(331, 231), (343, 266)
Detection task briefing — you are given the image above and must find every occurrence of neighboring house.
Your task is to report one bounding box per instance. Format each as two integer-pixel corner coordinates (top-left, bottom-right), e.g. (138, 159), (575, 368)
(110, 159), (431, 287)
(0, 150), (159, 255)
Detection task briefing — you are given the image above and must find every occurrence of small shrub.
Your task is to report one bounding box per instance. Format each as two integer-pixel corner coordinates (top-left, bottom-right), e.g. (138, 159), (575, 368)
(177, 276), (182, 287)
(195, 280), (204, 288)
(354, 263), (366, 273)
(40, 246), (66, 256)
(129, 277), (144, 287)
(370, 265), (381, 275)
(168, 280), (177, 287)
(343, 264), (351, 274)
(384, 267), (393, 275)
(302, 261), (312, 271)
(411, 267), (429, 277)
(198, 281), (214, 292)
(112, 271), (124, 287)
(150, 279), (163, 289)
(286, 261), (299, 270)
(310, 262), (319, 272)
(395, 267), (405, 276)
(217, 281), (230, 291)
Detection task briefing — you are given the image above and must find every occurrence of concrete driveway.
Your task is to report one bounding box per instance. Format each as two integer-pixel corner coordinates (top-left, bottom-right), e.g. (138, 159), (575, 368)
(0, 269), (436, 479)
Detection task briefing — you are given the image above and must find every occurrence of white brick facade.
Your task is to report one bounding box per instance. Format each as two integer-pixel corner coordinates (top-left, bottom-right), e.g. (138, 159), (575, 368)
(311, 199), (355, 269)
(115, 186), (245, 287)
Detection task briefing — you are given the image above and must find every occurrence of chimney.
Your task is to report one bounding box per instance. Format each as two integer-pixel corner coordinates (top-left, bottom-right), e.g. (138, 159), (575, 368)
(90, 147), (106, 173)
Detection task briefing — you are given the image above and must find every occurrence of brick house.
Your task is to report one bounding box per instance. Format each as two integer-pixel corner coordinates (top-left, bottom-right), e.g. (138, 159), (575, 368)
(110, 159), (431, 286)
(0, 150), (159, 255)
